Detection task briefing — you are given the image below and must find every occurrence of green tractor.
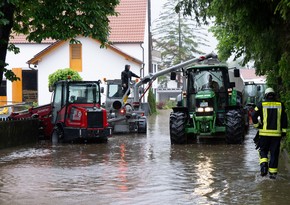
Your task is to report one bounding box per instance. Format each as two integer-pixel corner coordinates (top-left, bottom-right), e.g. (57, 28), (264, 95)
(170, 56), (248, 144)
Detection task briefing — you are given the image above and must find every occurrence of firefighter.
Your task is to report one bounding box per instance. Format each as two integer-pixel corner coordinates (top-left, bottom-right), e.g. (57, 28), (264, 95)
(121, 64), (140, 103)
(251, 87), (288, 179)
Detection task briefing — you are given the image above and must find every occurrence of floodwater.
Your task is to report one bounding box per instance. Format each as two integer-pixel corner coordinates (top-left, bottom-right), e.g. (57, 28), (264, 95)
(0, 110), (290, 205)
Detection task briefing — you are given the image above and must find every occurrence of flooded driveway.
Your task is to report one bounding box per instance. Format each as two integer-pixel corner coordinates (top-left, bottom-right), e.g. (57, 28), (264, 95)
(0, 109), (290, 204)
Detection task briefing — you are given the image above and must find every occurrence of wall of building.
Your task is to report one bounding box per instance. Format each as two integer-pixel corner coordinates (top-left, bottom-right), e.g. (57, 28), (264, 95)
(37, 37), (142, 105)
(5, 44), (51, 104)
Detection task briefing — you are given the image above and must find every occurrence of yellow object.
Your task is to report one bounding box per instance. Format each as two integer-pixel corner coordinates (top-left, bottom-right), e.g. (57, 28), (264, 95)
(0, 107), (9, 115)
(123, 95), (128, 104)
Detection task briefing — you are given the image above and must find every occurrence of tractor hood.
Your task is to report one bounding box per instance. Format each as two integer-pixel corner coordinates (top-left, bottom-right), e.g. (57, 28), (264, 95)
(195, 90), (215, 100)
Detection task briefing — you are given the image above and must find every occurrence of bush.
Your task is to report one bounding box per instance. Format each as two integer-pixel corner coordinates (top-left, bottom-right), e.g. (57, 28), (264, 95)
(284, 132), (290, 154)
(48, 68), (82, 88)
(157, 100), (176, 109)
(148, 88), (157, 114)
(157, 101), (165, 109)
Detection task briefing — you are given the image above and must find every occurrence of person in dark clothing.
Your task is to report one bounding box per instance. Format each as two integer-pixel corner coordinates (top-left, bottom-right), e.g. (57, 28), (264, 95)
(121, 64), (140, 103)
(251, 87), (288, 179)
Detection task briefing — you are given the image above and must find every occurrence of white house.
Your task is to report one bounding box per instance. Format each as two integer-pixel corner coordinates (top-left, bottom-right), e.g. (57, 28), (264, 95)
(5, 0), (149, 106)
(27, 37), (143, 105)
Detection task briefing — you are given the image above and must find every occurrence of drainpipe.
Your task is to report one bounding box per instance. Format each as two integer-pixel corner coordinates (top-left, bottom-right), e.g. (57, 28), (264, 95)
(148, 0), (153, 73)
(140, 43), (145, 102)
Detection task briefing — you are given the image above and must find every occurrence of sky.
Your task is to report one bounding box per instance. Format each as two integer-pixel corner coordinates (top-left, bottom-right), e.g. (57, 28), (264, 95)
(150, 0), (218, 54)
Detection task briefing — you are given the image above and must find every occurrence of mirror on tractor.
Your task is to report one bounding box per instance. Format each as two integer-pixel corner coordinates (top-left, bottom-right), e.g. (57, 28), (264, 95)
(234, 68), (240, 77)
(170, 72), (176, 80)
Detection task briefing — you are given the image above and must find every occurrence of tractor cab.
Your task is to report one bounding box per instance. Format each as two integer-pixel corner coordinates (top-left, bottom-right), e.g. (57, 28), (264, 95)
(243, 81), (267, 107)
(51, 81), (101, 124)
(51, 80), (110, 143)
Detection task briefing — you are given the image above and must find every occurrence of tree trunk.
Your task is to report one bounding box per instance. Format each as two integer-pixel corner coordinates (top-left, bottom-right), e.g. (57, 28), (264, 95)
(0, 2), (15, 84)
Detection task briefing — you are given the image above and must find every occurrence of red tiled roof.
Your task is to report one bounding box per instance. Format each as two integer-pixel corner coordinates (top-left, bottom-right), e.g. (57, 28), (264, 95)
(9, 0), (147, 44)
(108, 0), (147, 43)
(240, 69), (266, 80)
(9, 34), (56, 44)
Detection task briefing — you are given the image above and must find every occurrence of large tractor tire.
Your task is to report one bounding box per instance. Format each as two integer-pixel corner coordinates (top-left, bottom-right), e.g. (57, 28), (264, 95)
(225, 109), (245, 144)
(170, 112), (187, 144)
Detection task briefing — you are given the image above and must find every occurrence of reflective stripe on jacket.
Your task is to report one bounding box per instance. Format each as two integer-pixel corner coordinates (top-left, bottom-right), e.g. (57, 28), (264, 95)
(252, 100), (287, 137)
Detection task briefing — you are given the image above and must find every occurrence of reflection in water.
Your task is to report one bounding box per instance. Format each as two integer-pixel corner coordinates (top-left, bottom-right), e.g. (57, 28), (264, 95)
(117, 143), (128, 192)
(0, 110), (289, 205)
(192, 154), (216, 201)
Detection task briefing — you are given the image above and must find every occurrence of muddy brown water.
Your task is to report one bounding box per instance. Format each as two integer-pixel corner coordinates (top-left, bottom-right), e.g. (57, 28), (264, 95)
(0, 110), (290, 205)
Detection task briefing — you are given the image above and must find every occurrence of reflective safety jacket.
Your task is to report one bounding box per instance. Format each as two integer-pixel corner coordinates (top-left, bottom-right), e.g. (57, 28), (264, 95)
(251, 99), (287, 137)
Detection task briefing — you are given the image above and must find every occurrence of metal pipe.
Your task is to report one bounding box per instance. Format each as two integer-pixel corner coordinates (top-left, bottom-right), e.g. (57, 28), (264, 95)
(133, 52), (217, 103)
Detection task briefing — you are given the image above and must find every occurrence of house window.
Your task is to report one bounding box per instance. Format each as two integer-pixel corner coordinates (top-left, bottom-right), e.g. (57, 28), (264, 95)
(70, 43), (82, 72)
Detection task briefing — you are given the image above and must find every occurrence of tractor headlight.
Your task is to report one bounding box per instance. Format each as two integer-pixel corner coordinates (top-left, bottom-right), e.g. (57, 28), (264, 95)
(197, 107), (204, 112)
(196, 107), (213, 112)
(204, 107), (213, 112)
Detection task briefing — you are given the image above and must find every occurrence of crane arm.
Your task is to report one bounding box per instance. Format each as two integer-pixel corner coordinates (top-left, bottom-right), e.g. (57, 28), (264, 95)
(133, 52), (218, 103)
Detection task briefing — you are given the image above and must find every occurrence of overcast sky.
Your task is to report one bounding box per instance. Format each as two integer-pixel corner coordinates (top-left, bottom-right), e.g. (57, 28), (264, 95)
(150, 0), (166, 22)
(150, 0), (218, 53)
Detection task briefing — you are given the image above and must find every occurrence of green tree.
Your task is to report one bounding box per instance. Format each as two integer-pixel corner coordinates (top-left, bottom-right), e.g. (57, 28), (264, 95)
(175, 0), (289, 88)
(148, 88), (157, 114)
(176, 0), (290, 151)
(0, 0), (119, 84)
(153, 0), (209, 67)
(48, 68), (82, 89)
(152, 0), (209, 87)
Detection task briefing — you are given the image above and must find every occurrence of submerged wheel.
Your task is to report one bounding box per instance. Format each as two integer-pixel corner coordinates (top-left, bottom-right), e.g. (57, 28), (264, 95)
(170, 112), (187, 144)
(51, 126), (64, 144)
(225, 109), (245, 144)
(137, 117), (147, 133)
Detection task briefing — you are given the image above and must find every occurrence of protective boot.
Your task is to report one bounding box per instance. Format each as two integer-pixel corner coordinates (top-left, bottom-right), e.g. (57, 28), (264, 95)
(269, 173), (277, 179)
(260, 162), (268, 177)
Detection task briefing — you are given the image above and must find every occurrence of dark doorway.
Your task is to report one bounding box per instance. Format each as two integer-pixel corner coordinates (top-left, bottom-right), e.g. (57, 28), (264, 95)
(22, 70), (37, 103)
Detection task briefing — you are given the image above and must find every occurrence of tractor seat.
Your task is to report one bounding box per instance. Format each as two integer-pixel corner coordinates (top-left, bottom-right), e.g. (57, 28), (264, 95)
(76, 97), (86, 103)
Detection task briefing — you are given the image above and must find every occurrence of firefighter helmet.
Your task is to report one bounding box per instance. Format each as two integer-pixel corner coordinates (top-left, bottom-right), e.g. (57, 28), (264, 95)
(265, 87), (275, 98)
(265, 87), (275, 95)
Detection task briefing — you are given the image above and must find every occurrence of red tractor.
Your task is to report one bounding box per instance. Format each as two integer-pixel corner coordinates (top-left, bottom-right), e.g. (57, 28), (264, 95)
(9, 80), (111, 143)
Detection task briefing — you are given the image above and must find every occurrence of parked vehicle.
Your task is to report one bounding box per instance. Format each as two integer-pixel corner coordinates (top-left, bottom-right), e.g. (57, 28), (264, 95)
(9, 80), (111, 143)
(104, 79), (147, 133)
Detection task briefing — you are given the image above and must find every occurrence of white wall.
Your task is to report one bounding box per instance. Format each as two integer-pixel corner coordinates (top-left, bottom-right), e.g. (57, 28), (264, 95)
(37, 37), (142, 105)
(6, 43), (51, 103)
(6, 44), (50, 68)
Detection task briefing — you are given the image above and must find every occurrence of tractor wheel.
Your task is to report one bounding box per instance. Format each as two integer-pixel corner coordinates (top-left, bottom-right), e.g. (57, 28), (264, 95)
(170, 112), (187, 144)
(51, 126), (64, 144)
(138, 117), (147, 133)
(225, 109), (245, 144)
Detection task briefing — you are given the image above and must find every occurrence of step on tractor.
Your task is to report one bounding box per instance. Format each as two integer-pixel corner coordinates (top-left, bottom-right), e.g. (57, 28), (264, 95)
(103, 79), (147, 133)
(129, 52), (249, 144)
(9, 80), (112, 143)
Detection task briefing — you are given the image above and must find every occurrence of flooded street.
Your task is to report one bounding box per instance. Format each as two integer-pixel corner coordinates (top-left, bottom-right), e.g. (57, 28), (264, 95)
(0, 109), (290, 205)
